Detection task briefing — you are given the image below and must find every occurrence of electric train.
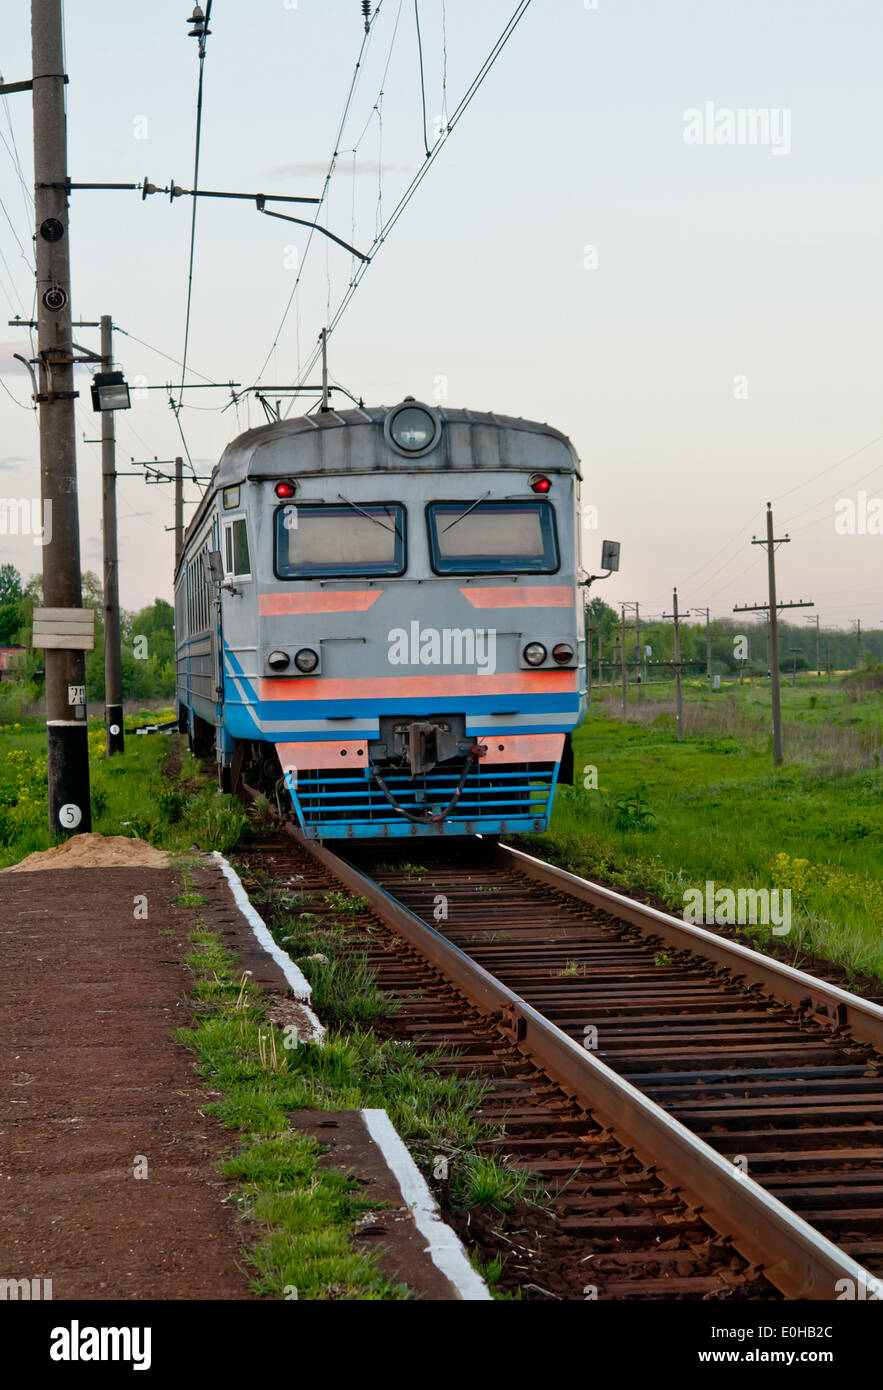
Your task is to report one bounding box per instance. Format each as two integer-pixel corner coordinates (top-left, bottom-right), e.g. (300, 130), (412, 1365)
(174, 399), (587, 839)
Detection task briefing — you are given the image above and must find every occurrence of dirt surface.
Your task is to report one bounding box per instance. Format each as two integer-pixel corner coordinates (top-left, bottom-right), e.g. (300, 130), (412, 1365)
(4, 833), (169, 872)
(0, 865), (250, 1299)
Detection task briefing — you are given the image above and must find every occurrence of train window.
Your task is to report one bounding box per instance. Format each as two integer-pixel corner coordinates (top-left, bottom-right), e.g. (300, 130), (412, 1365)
(426, 500), (559, 574)
(274, 503), (406, 578)
(224, 518), (251, 577)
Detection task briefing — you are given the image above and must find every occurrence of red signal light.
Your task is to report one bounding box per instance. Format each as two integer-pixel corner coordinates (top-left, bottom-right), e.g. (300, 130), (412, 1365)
(275, 481), (296, 499)
(530, 474), (551, 494)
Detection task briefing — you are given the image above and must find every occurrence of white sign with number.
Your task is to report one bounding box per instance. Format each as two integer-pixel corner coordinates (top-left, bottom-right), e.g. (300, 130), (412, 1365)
(68, 685), (86, 705)
(58, 803), (82, 829)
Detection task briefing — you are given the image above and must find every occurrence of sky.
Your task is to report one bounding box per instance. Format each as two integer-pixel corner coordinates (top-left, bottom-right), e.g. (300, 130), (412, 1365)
(1, 0), (881, 637)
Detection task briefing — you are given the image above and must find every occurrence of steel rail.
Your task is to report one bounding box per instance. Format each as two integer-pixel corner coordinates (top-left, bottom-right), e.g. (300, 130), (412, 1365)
(498, 843), (883, 1051)
(285, 824), (881, 1302)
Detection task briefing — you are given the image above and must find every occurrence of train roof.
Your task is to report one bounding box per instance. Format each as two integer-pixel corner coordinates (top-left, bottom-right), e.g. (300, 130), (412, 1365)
(180, 405), (580, 562)
(214, 405), (578, 483)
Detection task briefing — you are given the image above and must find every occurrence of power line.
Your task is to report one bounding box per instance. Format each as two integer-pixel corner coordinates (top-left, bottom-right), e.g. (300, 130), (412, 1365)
(0, 373), (33, 410)
(414, 0), (430, 157)
(771, 429), (883, 507)
(178, 1), (213, 409)
(290, 0), (536, 398)
(251, 0), (392, 388)
(114, 323), (215, 384)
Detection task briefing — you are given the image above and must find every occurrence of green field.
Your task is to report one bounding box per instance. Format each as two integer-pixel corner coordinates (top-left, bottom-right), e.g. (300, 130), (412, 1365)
(0, 712), (247, 868)
(532, 672), (883, 983)
(3, 672), (882, 982)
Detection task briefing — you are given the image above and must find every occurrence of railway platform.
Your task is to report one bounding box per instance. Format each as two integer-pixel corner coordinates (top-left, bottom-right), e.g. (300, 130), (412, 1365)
(0, 839), (483, 1301)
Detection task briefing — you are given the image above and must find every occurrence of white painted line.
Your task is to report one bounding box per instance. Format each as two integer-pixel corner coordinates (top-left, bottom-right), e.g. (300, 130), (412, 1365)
(361, 1108), (492, 1302)
(211, 852), (324, 1039)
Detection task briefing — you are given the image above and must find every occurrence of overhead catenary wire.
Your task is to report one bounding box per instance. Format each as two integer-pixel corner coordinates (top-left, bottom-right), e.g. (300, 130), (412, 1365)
(177, 0), (213, 410)
(115, 324), (216, 385)
(288, 0), (536, 403)
(414, 0), (430, 157)
(250, 0), (392, 388)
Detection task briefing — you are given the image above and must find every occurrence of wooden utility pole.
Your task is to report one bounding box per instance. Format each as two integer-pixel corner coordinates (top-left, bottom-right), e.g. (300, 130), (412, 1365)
(100, 315), (124, 755)
(31, 0), (91, 831)
(619, 605), (628, 721)
(807, 614), (821, 677)
(690, 606), (713, 693)
(734, 503), (812, 767)
(662, 588), (685, 742)
(856, 618), (863, 669)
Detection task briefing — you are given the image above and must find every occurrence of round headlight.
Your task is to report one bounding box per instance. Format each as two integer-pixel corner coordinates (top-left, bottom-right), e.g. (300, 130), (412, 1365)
(294, 648), (319, 673)
(552, 643), (574, 665)
(523, 642), (547, 667)
(386, 401), (441, 456)
(267, 650), (290, 672)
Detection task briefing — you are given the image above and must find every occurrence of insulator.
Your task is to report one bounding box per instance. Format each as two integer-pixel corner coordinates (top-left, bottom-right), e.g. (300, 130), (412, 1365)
(362, 2), (372, 32)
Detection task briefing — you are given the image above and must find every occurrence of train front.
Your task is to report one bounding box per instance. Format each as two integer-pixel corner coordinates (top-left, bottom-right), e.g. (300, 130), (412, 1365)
(221, 402), (587, 839)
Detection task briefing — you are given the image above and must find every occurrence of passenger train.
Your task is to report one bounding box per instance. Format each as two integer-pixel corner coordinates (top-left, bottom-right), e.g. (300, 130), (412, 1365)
(174, 399), (587, 839)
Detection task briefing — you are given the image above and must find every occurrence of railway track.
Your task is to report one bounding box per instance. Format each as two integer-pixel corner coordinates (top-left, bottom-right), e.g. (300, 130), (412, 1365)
(235, 832), (777, 1300)
(345, 838), (883, 1295)
(234, 796), (883, 1300)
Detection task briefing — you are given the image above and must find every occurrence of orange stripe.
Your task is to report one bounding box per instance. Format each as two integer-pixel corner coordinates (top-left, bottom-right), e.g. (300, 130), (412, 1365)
(479, 734), (564, 764)
(276, 740), (368, 771)
(260, 591), (383, 616)
(460, 586), (574, 609)
(260, 671), (577, 701)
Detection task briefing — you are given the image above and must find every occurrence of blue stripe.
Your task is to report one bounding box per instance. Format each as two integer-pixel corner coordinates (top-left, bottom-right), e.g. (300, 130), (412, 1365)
(242, 693), (580, 717)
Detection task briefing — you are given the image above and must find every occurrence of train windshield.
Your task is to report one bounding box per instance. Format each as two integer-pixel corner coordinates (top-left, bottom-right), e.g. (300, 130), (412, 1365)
(274, 502), (406, 578)
(426, 500), (559, 574)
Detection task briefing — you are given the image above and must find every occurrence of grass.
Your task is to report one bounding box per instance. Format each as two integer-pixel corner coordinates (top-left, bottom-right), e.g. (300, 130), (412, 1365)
(531, 675), (883, 982)
(177, 915), (509, 1296)
(0, 715), (247, 867)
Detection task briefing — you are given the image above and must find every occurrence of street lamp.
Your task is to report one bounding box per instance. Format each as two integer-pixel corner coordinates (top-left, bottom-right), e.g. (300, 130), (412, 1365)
(90, 370), (131, 412)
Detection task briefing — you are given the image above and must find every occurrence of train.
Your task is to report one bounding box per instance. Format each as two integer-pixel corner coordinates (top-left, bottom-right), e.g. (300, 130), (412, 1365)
(174, 398), (587, 839)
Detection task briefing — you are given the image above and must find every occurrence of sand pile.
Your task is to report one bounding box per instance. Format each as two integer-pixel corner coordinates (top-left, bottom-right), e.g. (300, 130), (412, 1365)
(4, 833), (170, 872)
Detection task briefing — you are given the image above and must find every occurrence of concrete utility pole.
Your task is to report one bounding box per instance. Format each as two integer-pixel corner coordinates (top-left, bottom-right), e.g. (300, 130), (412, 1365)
(130, 456), (191, 569)
(734, 502), (813, 768)
(856, 618), (863, 669)
(31, 0), (91, 831)
(100, 315), (124, 755)
(662, 588), (685, 742)
(597, 627), (603, 695)
(174, 456), (184, 569)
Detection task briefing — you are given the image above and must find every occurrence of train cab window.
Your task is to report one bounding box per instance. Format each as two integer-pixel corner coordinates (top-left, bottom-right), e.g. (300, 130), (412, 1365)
(274, 502), (406, 578)
(224, 517), (251, 578)
(426, 499), (559, 574)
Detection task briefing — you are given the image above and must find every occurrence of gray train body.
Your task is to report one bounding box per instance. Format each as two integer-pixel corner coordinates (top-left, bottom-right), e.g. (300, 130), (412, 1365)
(174, 400), (587, 839)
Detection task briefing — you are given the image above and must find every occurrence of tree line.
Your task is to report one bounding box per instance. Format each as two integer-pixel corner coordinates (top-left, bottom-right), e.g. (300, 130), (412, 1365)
(0, 563), (175, 704)
(585, 598), (879, 676)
